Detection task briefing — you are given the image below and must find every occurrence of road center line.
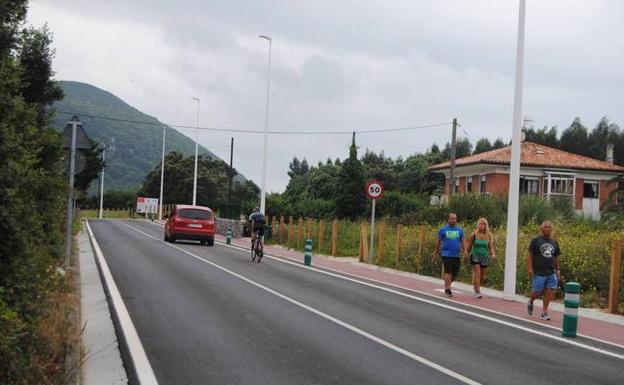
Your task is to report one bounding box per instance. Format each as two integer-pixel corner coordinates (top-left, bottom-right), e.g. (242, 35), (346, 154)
(140, 220), (624, 360)
(118, 221), (481, 385)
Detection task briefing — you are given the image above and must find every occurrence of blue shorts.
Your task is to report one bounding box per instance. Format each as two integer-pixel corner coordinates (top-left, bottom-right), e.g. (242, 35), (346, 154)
(532, 273), (558, 292)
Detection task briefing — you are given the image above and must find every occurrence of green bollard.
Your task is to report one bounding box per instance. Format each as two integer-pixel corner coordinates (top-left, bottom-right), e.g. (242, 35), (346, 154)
(304, 239), (313, 266)
(226, 225), (232, 245)
(562, 282), (581, 338)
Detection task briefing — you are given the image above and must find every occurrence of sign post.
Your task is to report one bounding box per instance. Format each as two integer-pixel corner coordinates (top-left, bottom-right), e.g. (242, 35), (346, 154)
(366, 180), (384, 264)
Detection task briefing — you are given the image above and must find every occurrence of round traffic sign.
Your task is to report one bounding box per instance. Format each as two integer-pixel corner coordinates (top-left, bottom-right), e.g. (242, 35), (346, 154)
(366, 180), (384, 199)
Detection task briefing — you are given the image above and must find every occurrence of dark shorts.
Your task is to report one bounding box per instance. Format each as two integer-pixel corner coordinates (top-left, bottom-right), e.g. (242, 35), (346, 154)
(253, 223), (265, 237)
(442, 257), (461, 277)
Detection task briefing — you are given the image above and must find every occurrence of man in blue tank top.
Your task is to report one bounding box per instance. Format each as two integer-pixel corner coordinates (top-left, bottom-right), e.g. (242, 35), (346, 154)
(434, 213), (466, 297)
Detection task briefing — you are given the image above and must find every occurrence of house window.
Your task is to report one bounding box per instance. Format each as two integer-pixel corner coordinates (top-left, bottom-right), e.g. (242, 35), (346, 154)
(466, 176), (473, 192)
(583, 181), (599, 199)
(520, 176), (540, 195)
(543, 174), (575, 197)
(479, 175), (487, 194)
(454, 178), (460, 193)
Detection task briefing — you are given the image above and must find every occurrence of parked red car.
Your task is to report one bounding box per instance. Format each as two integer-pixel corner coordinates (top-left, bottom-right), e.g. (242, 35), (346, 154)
(164, 205), (215, 246)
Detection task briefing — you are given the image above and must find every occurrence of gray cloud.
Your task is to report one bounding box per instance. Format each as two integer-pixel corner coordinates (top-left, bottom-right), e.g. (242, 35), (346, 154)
(28, 0), (624, 192)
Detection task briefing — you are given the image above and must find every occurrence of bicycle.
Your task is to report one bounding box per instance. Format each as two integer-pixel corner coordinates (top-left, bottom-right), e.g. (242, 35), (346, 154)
(251, 230), (263, 263)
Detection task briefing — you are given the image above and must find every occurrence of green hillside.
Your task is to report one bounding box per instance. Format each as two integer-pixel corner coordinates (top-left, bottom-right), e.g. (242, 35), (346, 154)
(51, 81), (233, 191)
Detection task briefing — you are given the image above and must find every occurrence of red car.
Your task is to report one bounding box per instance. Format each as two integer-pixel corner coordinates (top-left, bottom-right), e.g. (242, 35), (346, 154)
(164, 205), (215, 246)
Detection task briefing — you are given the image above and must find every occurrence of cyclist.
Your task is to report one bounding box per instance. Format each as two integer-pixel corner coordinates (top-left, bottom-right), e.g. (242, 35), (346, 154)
(249, 207), (265, 256)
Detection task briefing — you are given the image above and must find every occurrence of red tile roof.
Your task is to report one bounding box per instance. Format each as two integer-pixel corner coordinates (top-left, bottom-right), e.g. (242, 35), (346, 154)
(429, 142), (624, 173)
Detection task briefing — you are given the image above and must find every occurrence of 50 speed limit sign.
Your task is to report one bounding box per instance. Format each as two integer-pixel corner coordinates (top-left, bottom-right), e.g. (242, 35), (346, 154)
(366, 180), (384, 199)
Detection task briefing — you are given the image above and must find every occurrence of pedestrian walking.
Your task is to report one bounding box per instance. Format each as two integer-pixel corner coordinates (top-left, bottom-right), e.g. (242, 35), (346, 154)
(434, 213), (466, 297)
(527, 221), (561, 321)
(465, 218), (496, 298)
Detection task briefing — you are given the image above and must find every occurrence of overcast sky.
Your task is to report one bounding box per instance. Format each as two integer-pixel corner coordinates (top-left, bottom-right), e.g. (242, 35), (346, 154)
(28, 0), (624, 192)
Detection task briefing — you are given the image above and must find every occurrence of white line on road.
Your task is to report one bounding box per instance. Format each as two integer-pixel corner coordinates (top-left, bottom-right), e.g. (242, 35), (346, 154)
(119, 221), (481, 385)
(86, 221), (159, 385)
(142, 220), (624, 359)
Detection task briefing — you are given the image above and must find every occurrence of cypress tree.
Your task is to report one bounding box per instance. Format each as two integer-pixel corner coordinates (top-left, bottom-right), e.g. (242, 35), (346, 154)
(335, 132), (366, 219)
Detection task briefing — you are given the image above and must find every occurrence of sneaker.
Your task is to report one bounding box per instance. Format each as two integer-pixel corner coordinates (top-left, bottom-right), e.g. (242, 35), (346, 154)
(527, 301), (534, 316)
(539, 313), (551, 321)
(445, 289), (452, 298)
(474, 292), (483, 299)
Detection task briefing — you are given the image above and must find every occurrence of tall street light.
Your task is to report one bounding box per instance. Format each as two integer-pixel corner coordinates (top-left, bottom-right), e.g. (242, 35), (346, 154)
(259, 34), (272, 214)
(158, 126), (166, 220)
(191, 97), (200, 205)
(98, 143), (106, 219)
(503, 0), (527, 300)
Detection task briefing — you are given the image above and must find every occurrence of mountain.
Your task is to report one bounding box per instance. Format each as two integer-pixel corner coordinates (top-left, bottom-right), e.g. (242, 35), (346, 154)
(51, 81), (238, 192)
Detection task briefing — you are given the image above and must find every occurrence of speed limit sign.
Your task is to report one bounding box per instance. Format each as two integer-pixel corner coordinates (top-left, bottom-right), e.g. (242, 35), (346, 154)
(366, 180), (384, 199)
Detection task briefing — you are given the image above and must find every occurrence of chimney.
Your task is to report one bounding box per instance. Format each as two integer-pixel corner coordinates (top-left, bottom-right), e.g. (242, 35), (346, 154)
(606, 144), (614, 164)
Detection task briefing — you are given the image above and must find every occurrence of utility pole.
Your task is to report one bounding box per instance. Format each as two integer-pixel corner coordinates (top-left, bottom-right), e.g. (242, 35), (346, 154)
(64, 117), (79, 266)
(449, 118), (458, 196)
(228, 137), (234, 219)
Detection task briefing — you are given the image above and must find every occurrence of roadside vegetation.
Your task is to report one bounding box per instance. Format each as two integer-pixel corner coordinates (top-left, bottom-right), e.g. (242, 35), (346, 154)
(265, 194), (624, 311)
(0, 2), (88, 383)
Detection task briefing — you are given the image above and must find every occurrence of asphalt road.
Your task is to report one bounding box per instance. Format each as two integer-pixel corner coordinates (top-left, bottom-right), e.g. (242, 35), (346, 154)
(88, 219), (624, 385)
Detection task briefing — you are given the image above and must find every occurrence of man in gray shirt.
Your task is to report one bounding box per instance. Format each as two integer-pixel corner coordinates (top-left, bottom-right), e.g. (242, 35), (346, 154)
(526, 221), (561, 321)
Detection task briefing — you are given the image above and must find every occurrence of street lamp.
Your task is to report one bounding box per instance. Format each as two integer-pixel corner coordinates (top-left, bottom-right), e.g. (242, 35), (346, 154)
(191, 97), (200, 205)
(259, 34), (272, 214)
(158, 126), (166, 220)
(503, 0), (527, 300)
(99, 143), (106, 219)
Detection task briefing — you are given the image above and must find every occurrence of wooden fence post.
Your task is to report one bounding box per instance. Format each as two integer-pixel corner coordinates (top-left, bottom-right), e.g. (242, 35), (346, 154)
(377, 220), (386, 263)
(297, 217), (304, 246)
(318, 219), (325, 253)
(279, 216), (285, 243)
(608, 240), (623, 313)
(359, 223), (369, 263)
(395, 225), (403, 268)
(288, 216), (294, 245)
(419, 225), (425, 256)
(331, 220), (338, 256)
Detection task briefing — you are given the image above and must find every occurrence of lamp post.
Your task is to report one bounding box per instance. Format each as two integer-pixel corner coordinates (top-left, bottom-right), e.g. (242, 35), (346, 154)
(259, 34), (272, 214)
(503, 0), (527, 300)
(98, 143), (105, 219)
(159, 126), (166, 220)
(191, 97), (200, 205)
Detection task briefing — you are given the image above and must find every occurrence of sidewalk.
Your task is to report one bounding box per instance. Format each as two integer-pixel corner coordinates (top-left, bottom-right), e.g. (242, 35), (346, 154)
(218, 233), (624, 347)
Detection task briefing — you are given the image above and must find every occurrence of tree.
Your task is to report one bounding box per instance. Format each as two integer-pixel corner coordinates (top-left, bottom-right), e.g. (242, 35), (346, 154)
(560, 118), (589, 156)
(0, 9), (68, 381)
(523, 126), (558, 148)
(492, 138), (506, 149)
(588, 117), (620, 162)
(137, 151), (259, 212)
(287, 157), (310, 178)
(473, 138), (493, 154)
(335, 133), (366, 219)
(442, 138), (472, 160)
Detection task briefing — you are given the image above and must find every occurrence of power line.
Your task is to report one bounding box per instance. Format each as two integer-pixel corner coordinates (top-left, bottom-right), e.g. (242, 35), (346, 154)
(54, 110), (450, 135)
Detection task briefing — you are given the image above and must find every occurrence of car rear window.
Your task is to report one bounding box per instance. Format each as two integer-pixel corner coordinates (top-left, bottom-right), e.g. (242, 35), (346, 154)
(178, 209), (212, 220)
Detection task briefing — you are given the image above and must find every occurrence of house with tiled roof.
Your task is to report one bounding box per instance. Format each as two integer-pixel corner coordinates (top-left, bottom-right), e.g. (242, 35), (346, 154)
(428, 141), (624, 219)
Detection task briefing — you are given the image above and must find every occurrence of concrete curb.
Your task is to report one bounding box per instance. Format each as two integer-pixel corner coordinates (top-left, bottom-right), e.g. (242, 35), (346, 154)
(79, 226), (128, 384)
(85, 220), (159, 385)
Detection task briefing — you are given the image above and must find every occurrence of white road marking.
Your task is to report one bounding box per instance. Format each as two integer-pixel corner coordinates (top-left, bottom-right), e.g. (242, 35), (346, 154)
(118, 221), (481, 384)
(143, 220), (624, 357)
(85, 221), (159, 385)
